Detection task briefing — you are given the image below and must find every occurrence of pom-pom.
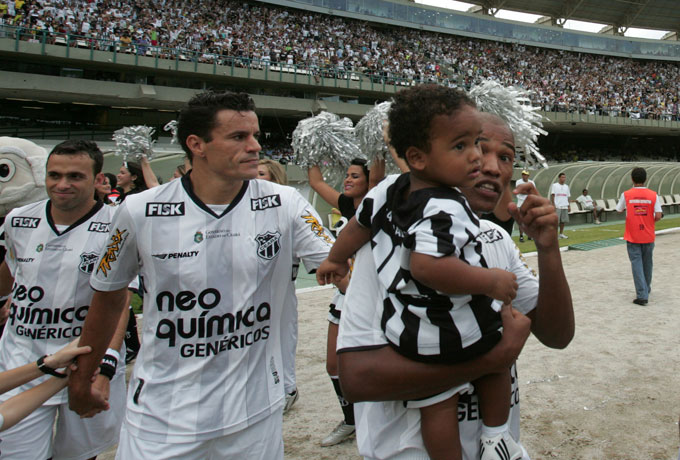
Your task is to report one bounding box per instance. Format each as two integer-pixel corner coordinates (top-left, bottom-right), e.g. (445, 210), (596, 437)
(112, 126), (156, 163)
(469, 80), (548, 169)
(291, 111), (363, 184)
(163, 120), (179, 144)
(355, 101), (401, 175)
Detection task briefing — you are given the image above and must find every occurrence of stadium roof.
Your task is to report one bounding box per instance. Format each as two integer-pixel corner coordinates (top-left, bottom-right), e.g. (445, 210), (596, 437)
(470, 0), (680, 33)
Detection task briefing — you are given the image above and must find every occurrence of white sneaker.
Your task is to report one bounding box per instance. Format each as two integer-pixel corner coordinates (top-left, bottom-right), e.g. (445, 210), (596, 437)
(595, 219), (601, 224)
(559, 233), (568, 239)
(283, 389), (299, 414)
(320, 421), (355, 446)
(480, 432), (523, 460)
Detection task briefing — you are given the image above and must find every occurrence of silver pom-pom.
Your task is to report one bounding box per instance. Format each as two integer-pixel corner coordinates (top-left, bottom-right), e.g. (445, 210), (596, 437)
(355, 102), (390, 163)
(469, 80), (548, 169)
(355, 101), (401, 175)
(291, 111), (363, 184)
(163, 120), (179, 144)
(113, 126), (155, 162)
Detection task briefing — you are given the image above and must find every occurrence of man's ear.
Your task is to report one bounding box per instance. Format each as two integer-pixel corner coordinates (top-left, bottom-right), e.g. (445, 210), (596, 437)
(94, 173), (105, 186)
(186, 134), (205, 160)
(405, 146), (427, 172)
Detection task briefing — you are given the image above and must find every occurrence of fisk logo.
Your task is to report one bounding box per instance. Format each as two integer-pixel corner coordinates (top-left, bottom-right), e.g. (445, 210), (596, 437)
(88, 222), (110, 233)
(146, 202), (185, 217)
(251, 195), (281, 211)
(11, 217), (40, 228)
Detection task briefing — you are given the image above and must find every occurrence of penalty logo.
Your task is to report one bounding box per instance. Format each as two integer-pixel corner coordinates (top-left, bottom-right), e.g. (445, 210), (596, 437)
(255, 231), (281, 260)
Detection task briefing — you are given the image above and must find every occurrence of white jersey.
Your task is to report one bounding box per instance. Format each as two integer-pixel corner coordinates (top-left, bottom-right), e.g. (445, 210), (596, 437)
(337, 220), (538, 460)
(355, 174), (501, 363)
(89, 176), (333, 443)
(0, 200), (116, 405)
(549, 183), (570, 209)
(515, 178), (535, 207)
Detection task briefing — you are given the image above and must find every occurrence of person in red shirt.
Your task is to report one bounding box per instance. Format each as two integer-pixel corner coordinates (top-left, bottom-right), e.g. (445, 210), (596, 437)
(615, 167), (663, 305)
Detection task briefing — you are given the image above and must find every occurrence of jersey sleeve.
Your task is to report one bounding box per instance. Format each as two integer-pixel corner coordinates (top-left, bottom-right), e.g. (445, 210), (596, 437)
(615, 193), (626, 212)
(289, 189), (334, 273)
(506, 239), (539, 315)
(337, 244), (389, 351)
(405, 198), (472, 258)
(89, 202), (140, 291)
(654, 194), (662, 213)
(3, 213), (16, 276)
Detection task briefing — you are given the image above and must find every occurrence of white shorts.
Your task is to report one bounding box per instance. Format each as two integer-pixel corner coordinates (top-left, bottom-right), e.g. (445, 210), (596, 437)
(0, 373), (126, 460)
(327, 290), (345, 325)
(405, 382), (474, 409)
(115, 409), (284, 460)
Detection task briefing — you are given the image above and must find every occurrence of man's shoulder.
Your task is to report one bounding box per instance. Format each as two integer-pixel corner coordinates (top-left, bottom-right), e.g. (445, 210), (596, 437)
(6, 199), (47, 220)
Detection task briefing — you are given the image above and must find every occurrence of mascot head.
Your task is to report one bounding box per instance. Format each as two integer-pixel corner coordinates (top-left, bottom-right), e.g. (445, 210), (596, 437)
(0, 137), (48, 217)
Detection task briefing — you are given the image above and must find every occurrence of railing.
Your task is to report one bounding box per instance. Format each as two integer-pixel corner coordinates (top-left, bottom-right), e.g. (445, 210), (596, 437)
(2, 24), (680, 122)
(0, 24), (449, 93)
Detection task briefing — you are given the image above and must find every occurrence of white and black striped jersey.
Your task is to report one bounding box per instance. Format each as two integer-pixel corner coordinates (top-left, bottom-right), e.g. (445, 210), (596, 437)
(89, 174), (333, 443)
(0, 200), (116, 405)
(338, 219), (538, 460)
(355, 174), (502, 363)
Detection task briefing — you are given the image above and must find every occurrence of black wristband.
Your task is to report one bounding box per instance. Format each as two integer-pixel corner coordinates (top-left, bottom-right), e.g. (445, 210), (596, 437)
(99, 353), (118, 380)
(37, 355), (67, 379)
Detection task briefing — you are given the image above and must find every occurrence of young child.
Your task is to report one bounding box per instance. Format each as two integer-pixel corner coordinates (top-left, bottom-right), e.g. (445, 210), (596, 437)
(0, 339), (91, 432)
(317, 85), (522, 460)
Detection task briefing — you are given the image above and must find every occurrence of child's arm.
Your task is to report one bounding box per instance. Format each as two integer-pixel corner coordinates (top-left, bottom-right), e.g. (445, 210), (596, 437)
(316, 217), (370, 285)
(0, 376), (67, 432)
(410, 252), (518, 304)
(0, 340), (91, 395)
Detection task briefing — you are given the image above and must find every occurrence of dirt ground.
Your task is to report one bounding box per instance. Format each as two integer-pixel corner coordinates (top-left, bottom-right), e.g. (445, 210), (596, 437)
(100, 230), (680, 460)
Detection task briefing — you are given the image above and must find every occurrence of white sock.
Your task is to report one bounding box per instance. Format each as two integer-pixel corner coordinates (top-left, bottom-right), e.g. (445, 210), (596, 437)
(482, 422), (509, 438)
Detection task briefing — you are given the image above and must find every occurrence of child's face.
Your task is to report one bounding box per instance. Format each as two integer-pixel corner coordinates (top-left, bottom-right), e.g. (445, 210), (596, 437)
(419, 105), (482, 188)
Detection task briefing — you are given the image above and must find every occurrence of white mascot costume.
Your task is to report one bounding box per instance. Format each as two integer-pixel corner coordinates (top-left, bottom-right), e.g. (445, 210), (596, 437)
(0, 137), (48, 256)
(0, 137), (48, 218)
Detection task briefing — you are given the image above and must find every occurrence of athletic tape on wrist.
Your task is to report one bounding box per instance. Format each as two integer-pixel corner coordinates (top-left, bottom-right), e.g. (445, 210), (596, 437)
(99, 348), (119, 380)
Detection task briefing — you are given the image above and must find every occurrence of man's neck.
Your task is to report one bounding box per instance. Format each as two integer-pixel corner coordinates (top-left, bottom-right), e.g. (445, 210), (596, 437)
(189, 170), (245, 205)
(50, 200), (97, 226)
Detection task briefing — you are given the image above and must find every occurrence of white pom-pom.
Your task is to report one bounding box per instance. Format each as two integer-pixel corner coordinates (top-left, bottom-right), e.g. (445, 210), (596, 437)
(113, 126), (156, 163)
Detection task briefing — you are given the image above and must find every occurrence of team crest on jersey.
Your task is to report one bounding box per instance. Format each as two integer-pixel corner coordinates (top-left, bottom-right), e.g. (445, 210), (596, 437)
(36, 244), (44, 253)
(194, 232), (203, 243)
(79, 252), (100, 274)
(255, 231), (281, 260)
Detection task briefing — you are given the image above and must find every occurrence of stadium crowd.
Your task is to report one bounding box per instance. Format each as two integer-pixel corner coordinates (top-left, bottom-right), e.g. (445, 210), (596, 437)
(3, 0), (680, 121)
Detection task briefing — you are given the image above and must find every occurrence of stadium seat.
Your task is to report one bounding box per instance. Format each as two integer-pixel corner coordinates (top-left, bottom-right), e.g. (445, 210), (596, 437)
(595, 199), (608, 222)
(605, 199), (618, 211)
(663, 195), (676, 214)
(569, 202), (590, 221)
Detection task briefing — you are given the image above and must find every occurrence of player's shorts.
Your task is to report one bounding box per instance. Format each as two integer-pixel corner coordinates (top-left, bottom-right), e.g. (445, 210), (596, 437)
(405, 382), (473, 409)
(0, 372), (126, 460)
(557, 208), (569, 223)
(327, 290), (345, 325)
(115, 409), (284, 460)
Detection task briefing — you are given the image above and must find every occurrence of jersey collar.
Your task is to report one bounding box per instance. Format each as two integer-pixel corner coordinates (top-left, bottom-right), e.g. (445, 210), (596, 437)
(181, 172), (249, 219)
(46, 200), (104, 236)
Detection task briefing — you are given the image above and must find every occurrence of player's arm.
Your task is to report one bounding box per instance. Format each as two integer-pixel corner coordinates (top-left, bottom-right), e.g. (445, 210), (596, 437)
(91, 299), (129, 403)
(68, 287), (128, 417)
(368, 157), (385, 190)
(316, 217), (370, 285)
(0, 262), (13, 298)
(509, 188), (574, 349)
(338, 304), (531, 402)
